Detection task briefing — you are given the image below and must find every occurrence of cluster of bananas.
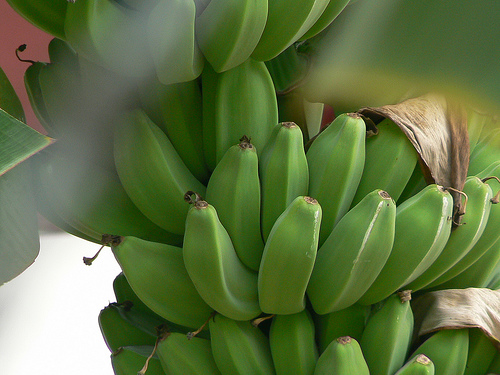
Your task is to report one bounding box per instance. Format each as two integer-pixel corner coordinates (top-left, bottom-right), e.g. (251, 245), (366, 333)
(13, 1), (500, 374)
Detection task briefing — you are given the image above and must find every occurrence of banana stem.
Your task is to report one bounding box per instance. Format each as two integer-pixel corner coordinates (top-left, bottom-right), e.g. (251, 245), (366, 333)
(82, 244), (105, 266)
(251, 314), (275, 327)
(15, 44), (36, 64)
(187, 311), (216, 339)
(138, 326), (170, 375)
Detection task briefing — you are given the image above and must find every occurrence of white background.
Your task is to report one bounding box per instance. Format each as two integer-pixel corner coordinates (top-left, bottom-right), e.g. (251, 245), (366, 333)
(0, 227), (121, 375)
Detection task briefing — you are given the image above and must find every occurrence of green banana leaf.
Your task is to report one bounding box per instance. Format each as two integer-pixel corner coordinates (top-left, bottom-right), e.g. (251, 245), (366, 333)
(305, 0), (500, 115)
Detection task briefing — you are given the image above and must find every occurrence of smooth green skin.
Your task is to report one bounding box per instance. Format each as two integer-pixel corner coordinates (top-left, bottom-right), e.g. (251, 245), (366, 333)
(47, 38), (79, 66)
(314, 336), (369, 375)
(196, 0), (268, 72)
(98, 304), (156, 353)
(209, 314), (276, 375)
(300, 0), (351, 40)
(137, 77), (209, 184)
(466, 109), (490, 156)
(360, 293), (414, 375)
(201, 62), (219, 171)
(410, 329), (469, 375)
(265, 44), (309, 93)
(183, 203), (261, 321)
(468, 128), (500, 176)
(24, 62), (52, 133)
(405, 176), (493, 291)
(113, 109), (206, 235)
(426, 162), (500, 288)
(269, 310), (318, 375)
(0, 66), (25, 122)
(308, 189), (396, 314)
(111, 236), (213, 330)
(306, 113), (366, 246)
(463, 328), (497, 375)
(487, 349), (500, 374)
(259, 123), (309, 241)
(251, 0), (328, 61)
(157, 333), (220, 375)
(206, 142), (264, 271)
(358, 184), (453, 305)
(350, 118), (418, 207)
(258, 196), (322, 315)
(6, 0), (67, 40)
(111, 346), (165, 375)
(313, 303), (370, 354)
(394, 355), (435, 375)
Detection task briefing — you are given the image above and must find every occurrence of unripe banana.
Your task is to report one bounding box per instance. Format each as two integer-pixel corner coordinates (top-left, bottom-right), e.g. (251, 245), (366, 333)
(405, 176), (493, 291)
(202, 59), (278, 171)
(205, 136), (264, 271)
(107, 235), (214, 329)
(468, 127), (500, 176)
(314, 336), (370, 375)
(157, 332), (221, 375)
(397, 161), (428, 204)
(258, 196), (322, 314)
(360, 291), (414, 375)
(113, 108), (206, 235)
(409, 328), (469, 375)
(183, 192), (261, 321)
(111, 346), (166, 375)
(463, 328), (497, 375)
(24, 61), (52, 133)
(394, 354), (435, 375)
(359, 184), (453, 305)
(195, 0), (268, 72)
(269, 310), (318, 375)
(209, 314), (276, 375)
(466, 108), (491, 155)
(350, 117), (419, 207)
(307, 189), (396, 314)
(313, 303), (370, 354)
(299, 0), (352, 41)
(259, 122), (309, 241)
(306, 113), (366, 245)
(486, 349), (500, 374)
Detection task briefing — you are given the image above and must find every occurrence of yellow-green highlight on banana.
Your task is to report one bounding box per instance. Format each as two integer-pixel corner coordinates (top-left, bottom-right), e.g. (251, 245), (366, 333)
(314, 336), (370, 375)
(394, 354), (435, 375)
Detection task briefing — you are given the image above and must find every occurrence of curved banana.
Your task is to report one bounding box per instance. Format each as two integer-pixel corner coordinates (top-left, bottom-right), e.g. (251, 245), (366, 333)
(394, 354), (435, 375)
(24, 61), (52, 133)
(409, 328), (469, 375)
(314, 336), (370, 375)
(350, 117), (419, 207)
(113, 108), (206, 235)
(108, 235), (214, 329)
(265, 44), (309, 93)
(313, 303), (370, 354)
(157, 332), (221, 375)
(195, 0), (268, 72)
(358, 184), (453, 305)
(308, 189), (396, 314)
(205, 136), (264, 271)
(466, 108), (491, 156)
(111, 346), (166, 375)
(258, 195), (322, 315)
(300, 0), (351, 41)
(202, 58), (278, 171)
(463, 328), (497, 375)
(209, 314), (276, 375)
(360, 291), (414, 375)
(306, 112), (366, 245)
(468, 127), (500, 176)
(259, 122), (309, 241)
(183, 192), (261, 321)
(269, 310), (318, 375)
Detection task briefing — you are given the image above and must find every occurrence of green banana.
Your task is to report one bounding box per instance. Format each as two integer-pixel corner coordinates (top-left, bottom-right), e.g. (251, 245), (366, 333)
(209, 313), (276, 375)
(259, 122), (309, 241)
(269, 310), (318, 375)
(111, 346), (165, 375)
(487, 349), (500, 374)
(468, 127), (500, 176)
(350, 117), (419, 207)
(396, 161), (428, 205)
(202, 58), (278, 171)
(265, 43), (309, 93)
(251, 0), (330, 61)
(306, 113), (366, 245)
(98, 303), (157, 352)
(156, 332), (221, 375)
(308, 189), (396, 314)
(113, 108), (206, 235)
(195, 0), (268, 72)
(299, 0), (351, 41)
(360, 291), (414, 375)
(6, 0), (67, 39)
(205, 136), (264, 271)
(47, 37), (79, 66)
(466, 108), (491, 156)
(137, 76), (209, 184)
(463, 328), (497, 375)
(107, 235), (214, 329)
(409, 328), (469, 375)
(405, 176), (493, 291)
(148, 0), (204, 84)
(183, 192), (261, 321)
(258, 195), (322, 314)
(358, 184), (453, 305)
(394, 354), (435, 375)
(33, 148), (181, 245)
(313, 303), (370, 354)
(24, 61), (52, 133)
(314, 336), (370, 375)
